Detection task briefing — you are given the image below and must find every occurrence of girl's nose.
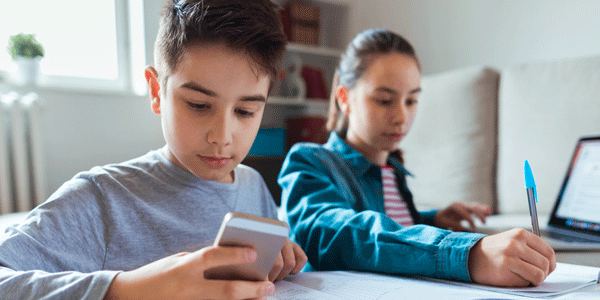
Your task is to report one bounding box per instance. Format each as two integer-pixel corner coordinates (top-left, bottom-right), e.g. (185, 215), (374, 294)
(391, 103), (407, 125)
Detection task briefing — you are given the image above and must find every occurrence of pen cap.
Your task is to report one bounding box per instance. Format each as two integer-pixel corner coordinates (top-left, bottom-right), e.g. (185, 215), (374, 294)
(524, 160), (538, 202)
(524, 160), (536, 188)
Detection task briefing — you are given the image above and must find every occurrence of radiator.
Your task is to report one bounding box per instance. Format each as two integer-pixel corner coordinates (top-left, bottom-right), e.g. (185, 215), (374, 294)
(0, 92), (46, 214)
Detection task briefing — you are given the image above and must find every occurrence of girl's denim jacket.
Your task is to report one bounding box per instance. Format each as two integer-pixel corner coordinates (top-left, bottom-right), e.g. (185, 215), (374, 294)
(278, 132), (485, 282)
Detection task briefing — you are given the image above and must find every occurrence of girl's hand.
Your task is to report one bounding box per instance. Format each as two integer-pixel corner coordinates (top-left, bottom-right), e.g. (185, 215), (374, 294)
(433, 201), (492, 231)
(268, 239), (308, 281)
(468, 228), (556, 287)
(104, 246), (276, 300)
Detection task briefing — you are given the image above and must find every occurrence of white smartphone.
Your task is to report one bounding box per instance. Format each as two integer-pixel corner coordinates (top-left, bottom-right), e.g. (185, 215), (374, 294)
(204, 212), (290, 281)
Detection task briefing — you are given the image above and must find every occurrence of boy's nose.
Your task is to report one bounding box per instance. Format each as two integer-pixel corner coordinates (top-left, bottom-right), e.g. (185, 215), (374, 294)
(207, 115), (233, 147)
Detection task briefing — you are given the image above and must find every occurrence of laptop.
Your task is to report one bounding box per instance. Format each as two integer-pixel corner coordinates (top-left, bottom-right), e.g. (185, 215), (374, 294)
(541, 136), (600, 251)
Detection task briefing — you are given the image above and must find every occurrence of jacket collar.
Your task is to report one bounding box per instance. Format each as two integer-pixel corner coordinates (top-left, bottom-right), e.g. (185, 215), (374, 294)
(324, 132), (412, 177)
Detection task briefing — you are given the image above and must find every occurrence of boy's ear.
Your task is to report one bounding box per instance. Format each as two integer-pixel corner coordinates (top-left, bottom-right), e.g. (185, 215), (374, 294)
(145, 66), (161, 115)
(336, 86), (350, 115)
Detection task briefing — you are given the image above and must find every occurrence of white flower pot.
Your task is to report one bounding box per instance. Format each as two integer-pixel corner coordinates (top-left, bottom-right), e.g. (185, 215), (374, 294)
(15, 57), (41, 85)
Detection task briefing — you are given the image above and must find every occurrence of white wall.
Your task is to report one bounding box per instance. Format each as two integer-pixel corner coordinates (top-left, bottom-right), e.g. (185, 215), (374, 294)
(0, 84), (166, 199)
(349, 0), (600, 75)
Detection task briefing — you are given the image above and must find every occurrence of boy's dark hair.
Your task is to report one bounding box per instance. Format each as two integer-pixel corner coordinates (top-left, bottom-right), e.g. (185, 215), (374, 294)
(154, 0), (287, 91)
(327, 28), (420, 163)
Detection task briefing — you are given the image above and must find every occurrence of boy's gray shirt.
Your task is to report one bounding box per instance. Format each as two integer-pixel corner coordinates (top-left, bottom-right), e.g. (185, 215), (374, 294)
(0, 149), (278, 299)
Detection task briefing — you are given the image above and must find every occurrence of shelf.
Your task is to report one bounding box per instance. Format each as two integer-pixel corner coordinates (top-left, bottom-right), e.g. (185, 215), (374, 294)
(268, 96), (330, 116)
(286, 43), (343, 58)
(269, 96), (329, 106)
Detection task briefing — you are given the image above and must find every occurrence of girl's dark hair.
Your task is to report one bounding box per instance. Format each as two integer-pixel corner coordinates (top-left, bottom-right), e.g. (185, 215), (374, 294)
(154, 0), (287, 90)
(326, 29), (419, 163)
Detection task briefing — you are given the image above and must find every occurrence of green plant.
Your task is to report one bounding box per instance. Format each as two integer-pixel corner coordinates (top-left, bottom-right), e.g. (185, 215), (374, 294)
(7, 33), (45, 60)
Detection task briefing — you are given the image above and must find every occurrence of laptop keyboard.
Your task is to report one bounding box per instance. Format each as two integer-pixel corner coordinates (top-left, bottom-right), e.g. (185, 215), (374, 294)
(544, 230), (595, 243)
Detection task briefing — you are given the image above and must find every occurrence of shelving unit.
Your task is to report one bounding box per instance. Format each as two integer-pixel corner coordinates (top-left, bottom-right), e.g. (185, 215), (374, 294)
(249, 1), (354, 200)
(268, 96), (329, 116)
(286, 42), (343, 57)
(261, 0), (351, 126)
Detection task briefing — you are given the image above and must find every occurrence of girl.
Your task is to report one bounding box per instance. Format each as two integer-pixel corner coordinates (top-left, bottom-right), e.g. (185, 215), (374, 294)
(278, 28), (555, 287)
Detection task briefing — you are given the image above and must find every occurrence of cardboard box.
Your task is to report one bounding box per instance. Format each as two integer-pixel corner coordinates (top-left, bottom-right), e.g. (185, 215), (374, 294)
(290, 25), (319, 45)
(281, 1), (320, 45)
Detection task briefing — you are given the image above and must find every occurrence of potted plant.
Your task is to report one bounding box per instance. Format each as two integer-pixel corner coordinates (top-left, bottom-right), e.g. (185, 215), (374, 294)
(7, 33), (45, 85)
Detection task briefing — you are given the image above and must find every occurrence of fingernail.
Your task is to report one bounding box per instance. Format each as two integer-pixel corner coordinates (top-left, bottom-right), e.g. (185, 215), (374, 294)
(265, 283), (275, 295)
(246, 249), (257, 261)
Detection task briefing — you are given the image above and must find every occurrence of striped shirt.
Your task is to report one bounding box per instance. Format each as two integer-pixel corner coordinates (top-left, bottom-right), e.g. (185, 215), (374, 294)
(381, 165), (413, 226)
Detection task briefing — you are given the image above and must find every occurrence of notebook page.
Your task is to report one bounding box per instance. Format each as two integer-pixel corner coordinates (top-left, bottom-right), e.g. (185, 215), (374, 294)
(433, 262), (599, 298)
(271, 271), (534, 300)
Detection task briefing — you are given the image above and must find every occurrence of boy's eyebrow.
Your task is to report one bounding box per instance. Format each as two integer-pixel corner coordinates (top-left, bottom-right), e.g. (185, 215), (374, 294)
(375, 86), (422, 95)
(180, 81), (266, 102)
(181, 82), (217, 97)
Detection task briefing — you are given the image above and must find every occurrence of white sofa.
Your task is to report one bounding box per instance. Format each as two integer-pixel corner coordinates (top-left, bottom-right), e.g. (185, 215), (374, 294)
(402, 54), (600, 215)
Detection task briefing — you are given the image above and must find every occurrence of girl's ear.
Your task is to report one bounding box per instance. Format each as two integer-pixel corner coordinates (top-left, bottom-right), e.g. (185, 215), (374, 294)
(336, 85), (350, 115)
(145, 66), (161, 115)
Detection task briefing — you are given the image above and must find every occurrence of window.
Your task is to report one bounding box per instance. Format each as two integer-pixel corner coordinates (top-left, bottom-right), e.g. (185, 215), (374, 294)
(0, 0), (146, 94)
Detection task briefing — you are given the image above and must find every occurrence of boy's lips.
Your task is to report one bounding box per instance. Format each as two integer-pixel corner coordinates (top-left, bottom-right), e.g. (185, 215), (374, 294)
(198, 155), (231, 168)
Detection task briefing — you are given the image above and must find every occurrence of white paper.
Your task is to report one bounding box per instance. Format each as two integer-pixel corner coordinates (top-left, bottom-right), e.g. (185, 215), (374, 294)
(269, 263), (599, 300)
(437, 262), (600, 297)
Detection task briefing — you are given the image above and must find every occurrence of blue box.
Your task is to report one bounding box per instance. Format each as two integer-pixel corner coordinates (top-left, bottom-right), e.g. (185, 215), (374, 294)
(248, 128), (286, 156)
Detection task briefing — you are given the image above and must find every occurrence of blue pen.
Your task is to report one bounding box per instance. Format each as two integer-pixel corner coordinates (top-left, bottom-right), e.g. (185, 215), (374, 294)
(524, 160), (540, 236)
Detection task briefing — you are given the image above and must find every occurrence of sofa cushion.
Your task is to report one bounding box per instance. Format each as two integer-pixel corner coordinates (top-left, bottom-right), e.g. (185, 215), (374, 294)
(402, 66), (500, 211)
(497, 55), (600, 214)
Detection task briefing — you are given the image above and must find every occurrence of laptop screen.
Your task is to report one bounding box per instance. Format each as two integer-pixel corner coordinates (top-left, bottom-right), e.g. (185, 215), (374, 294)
(549, 136), (600, 236)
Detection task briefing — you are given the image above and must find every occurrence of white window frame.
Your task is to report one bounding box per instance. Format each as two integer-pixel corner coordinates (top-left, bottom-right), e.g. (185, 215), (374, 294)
(0, 0), (148, 96)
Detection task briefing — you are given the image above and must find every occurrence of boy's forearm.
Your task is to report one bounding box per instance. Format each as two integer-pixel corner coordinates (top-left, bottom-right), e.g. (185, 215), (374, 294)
(0, 266), (118, 300)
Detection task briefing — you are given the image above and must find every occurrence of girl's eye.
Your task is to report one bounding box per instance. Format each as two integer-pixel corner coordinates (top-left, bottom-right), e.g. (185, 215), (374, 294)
(186, 101), (209, 111)
(235, 108), (255, 118)
(376, 99), (393, 106)
(406, 98), (418, 106)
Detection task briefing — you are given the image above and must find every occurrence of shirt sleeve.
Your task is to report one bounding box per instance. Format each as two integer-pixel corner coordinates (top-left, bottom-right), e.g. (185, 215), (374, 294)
(278, 146), (486, 282)
(0, 177), (118, 299)
(0, 267), (119, 300)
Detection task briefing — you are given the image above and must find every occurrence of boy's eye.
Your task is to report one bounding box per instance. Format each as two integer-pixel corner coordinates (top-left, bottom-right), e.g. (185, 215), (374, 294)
(186, 101), (209, 110)
(235, 108), (255, 117)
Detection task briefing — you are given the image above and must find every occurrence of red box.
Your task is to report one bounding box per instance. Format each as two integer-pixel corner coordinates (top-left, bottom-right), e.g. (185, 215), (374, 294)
(301, 65), (328, 100)
(286, 116), (328, 149)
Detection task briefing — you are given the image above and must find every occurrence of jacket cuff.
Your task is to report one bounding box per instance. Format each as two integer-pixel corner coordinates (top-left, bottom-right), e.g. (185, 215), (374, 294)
(436, 232), (486, 282)
(419, 209), (437, 226)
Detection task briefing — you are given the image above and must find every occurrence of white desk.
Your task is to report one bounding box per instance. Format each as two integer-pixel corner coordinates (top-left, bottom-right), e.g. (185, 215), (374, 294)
(475, 214), (600, 268)
(0, 212), (28, 232)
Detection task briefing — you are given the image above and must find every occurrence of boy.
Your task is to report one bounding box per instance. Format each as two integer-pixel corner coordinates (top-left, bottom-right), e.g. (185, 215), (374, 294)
(0, 0), (306, 299)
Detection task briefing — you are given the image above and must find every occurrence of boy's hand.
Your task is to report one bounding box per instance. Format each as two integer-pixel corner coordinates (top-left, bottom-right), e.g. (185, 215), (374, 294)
(268, 239), (307, 281)
(104, 246), (275, 300)
(468, 228), (556, 287)
(433, 201), (492, 231)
